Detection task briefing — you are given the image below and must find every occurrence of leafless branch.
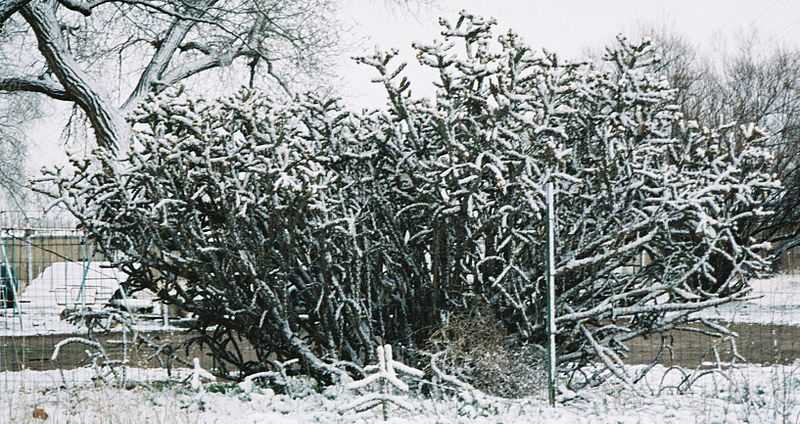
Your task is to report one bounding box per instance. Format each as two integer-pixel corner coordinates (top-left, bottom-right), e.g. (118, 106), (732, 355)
(0, 76), (72, 100)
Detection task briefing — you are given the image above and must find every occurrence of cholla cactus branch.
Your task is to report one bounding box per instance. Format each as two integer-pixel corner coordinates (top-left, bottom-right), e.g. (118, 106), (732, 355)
(341, 344), (423, 418)
(39, 11), (781, 390)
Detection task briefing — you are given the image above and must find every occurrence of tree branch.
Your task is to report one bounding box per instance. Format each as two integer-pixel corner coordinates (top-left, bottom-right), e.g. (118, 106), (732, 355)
(57, 0), (92, 16)
(1, 0), (93, 25)
(0, 0), (29, 25)
(158, 47), (258, 88)
(120, 17), (197, 112)
(21, 0), (129, 151)
(179, 41), (212, 55)
(0, 76), (72, 101)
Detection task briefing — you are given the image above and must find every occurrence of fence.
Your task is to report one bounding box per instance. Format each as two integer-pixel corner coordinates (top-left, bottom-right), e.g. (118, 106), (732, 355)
(612, 245), (800, 371)
(781, 246), (800, 274)
(629, 275), (800, 366)
(0, 211), (201, 392)
(1, 209), (800, 397)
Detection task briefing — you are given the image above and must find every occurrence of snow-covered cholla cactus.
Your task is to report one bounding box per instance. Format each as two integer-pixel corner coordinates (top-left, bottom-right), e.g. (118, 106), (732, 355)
(40, 11), (780, 390)
(41, 89), (378, 383)
(353, 12), (778, 383)
(189, 358), (215, 392)
(340, 344), (423, 420)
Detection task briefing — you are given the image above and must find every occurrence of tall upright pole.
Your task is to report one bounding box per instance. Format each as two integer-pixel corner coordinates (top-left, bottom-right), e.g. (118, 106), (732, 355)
(0, 237), (23, 329)
(25, 231), (33, 290)
(546, 181), (557, 406)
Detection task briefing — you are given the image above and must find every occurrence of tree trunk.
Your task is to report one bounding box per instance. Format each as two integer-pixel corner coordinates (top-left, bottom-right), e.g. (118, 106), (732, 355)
(21, 0), (130, 152)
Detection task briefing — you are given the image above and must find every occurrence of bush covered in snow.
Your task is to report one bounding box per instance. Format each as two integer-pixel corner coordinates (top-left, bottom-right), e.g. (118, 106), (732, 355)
(40, 12), (780, 388)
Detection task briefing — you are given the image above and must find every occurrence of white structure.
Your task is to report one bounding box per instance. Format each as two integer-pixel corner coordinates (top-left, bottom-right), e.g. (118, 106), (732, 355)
(17, 261), (154, 312)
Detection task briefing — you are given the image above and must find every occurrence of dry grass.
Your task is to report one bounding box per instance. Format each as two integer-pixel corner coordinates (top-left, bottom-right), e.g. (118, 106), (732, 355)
(428, 309), (546, 398)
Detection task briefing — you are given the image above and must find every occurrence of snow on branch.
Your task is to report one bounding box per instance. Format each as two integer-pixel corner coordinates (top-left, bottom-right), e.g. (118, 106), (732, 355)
(340, 345), (423, 418)
(42, 11), (781, 392)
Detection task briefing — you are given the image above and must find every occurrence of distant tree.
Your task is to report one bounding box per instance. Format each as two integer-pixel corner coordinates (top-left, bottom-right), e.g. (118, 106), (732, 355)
(0, 94), (34, 206)
(648, 29), (800, 263)
(42, 13), (779, 387)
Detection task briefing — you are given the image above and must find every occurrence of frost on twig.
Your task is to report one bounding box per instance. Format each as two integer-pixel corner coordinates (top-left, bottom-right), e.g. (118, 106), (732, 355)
(238, 358), (299, 394)
(187, 357), (215, 392)
(340, 344), (423, 419)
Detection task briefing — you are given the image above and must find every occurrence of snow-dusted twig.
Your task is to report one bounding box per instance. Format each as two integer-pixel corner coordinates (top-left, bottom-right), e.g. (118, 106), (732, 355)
(238, 358), (298, 394)
(51, 337), (105, 361)
(579, 323), (642, 396)
(187, 357), (215, 391)
(430, 351), (474, 391)
(341, 344), (423, 419)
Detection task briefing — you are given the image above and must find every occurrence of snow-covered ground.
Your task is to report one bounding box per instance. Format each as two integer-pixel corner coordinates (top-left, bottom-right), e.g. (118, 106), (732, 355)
(1, 261), (171, 336)
(693, 273), (800, 325)
(3, 363), (800, 423)
(2, 274), (800, 423)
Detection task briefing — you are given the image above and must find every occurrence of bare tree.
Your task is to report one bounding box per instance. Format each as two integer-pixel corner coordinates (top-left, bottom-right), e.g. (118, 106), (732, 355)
(647, 28), (800, 264)
(0, 93), (38, 207)
(0, 0), (344, 152)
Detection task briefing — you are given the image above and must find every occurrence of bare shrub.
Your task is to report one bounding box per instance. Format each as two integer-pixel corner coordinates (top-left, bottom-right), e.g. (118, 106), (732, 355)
(429, 310), (546, 398)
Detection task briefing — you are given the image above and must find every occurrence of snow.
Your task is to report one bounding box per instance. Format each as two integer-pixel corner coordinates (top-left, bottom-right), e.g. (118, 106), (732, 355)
(3, 363), (800, 423)
(693, 273), (800, 325)
(18, 261), (127, 310)
(1, 261), (165, 336)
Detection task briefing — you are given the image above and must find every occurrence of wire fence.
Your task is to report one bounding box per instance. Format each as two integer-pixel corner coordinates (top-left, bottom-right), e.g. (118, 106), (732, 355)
(781, 247), (800, 275)
(1, 209), (800, 395)
(628, 264), (800, 369)
(0, 211), (204, 395)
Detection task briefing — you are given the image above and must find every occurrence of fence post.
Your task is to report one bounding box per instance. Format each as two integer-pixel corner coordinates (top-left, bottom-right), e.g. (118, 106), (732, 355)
(25, 230), (33, 289)
(546, 181), (557, 406)
(0, 236), (23, 329)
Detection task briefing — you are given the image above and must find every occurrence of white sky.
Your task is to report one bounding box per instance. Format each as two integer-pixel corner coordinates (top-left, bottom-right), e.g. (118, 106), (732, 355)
(336, 0), (800, 108)
(25, 0), (800, 173)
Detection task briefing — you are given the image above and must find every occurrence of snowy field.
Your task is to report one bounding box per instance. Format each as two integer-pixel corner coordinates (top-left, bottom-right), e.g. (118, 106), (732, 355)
(3, 364), (800, 423)
(693, 274), (800, 325)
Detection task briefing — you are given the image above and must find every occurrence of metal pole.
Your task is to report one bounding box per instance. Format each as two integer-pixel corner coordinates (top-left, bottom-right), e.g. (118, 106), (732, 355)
(25, 231), (33, 290)
(546, 181), (557, 406)
(0, 237), (23, 329)
(1, 236), (7, 329)
(162, 301), (170, 328)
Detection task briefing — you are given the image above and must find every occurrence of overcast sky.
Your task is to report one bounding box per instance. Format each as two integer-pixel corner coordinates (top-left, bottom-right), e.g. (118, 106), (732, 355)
(336, 0), (800, 107)
(26, 0), (800, 172)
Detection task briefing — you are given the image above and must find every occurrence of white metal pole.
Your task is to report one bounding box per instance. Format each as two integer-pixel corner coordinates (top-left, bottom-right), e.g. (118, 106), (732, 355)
(546, 180), (557, 406)
(1, 236), (7, 329)
(162, 301), (170, 328)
